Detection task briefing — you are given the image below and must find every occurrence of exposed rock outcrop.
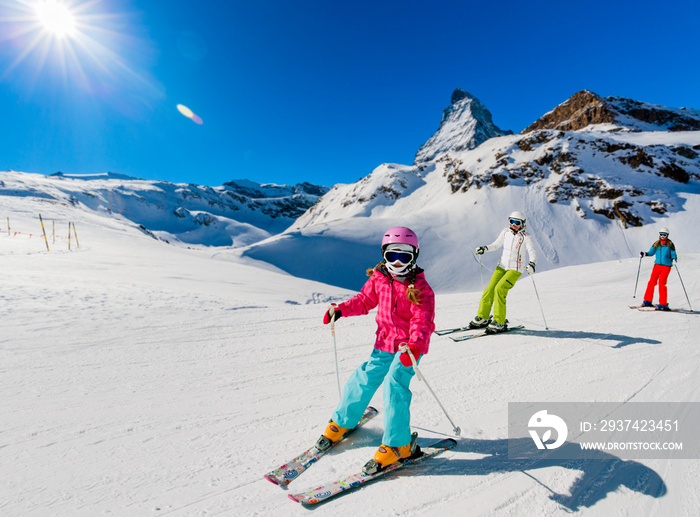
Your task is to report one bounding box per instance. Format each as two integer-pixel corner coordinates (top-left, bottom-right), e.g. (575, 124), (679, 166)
(523, 90), (700, 133)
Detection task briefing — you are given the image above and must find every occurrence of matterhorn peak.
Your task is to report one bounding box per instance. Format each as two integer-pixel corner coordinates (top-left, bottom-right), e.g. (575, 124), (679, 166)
(450, 88), (472, 104)
(414, 88), (512, 164)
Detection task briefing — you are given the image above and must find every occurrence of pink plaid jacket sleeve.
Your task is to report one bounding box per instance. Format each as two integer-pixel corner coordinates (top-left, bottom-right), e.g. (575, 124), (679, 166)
(338, 270), (435, 355)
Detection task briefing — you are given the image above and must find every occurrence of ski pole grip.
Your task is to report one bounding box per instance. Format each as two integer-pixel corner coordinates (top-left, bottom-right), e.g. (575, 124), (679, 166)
(328, 303), (337, 334)
(399, 343), (423, 382)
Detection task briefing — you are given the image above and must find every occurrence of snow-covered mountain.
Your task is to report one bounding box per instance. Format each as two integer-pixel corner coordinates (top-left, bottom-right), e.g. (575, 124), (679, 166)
(0, 171), (328, 247)
(3, 89), (699, 293)
(240, 89), (700, 292)
(414, 88), (513, 163)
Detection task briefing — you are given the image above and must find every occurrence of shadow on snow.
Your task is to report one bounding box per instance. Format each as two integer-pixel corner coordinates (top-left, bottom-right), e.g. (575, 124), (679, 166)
(422, 437), (666, 512)
(296, 431), (666, 512)
(511, 328), (662, 349)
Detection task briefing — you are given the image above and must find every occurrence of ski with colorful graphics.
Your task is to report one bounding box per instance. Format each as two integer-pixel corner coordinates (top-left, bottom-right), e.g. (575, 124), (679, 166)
(450, 325), (525, 342)
(263, 406), (378, 487)
(629, 305), (693, 314)
(288, 437), (457, 505)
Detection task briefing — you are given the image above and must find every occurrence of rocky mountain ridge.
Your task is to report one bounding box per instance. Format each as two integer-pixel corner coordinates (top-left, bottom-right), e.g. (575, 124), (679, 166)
(524, 90), (700, 133)
(295, 89), (700, 232)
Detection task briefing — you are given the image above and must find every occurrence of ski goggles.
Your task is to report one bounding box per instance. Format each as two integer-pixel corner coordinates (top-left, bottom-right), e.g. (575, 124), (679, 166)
(659, 233), (668, 238)
(384, 250), (414, 264)
(509, 219), (524, 226)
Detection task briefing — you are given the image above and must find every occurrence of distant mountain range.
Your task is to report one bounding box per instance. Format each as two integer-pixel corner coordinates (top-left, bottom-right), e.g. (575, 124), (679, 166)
(2, 89), (699, 291)
(0, 172), (328, 247)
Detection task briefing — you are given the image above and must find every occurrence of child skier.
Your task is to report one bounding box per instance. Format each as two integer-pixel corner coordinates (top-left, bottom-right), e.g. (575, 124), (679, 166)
(470, 211), (538, 333)
(316, 226), (435, 474)
(640, 227), (677, 311)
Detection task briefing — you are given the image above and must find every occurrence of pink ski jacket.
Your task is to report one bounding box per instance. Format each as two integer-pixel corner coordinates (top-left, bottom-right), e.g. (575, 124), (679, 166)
(337, 266), (435, 355)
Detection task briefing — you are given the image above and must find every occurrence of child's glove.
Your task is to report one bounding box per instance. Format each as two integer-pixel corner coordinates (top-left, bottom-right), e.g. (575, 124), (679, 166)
(399, 344), (421, 367)
(526, 261), (536, 274)
(640, 251), (645, 257)
(475, 246), (487, 255)
(323, 304), (342, 324)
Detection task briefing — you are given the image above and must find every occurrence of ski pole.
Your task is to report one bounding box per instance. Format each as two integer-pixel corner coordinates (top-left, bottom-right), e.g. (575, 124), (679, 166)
(674, 262), (693, 311)
(329, 306), (342, 401)
(478, 254), (484, 292)
(400, 344), (461, 437)
(633, 254), (643, 298)
(530, 273), (549, 330)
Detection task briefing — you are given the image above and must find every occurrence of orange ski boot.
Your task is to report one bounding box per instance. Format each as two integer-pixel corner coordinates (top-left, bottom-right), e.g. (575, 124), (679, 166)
(315, 420), (351, 452)
(362, 432), (419, 474)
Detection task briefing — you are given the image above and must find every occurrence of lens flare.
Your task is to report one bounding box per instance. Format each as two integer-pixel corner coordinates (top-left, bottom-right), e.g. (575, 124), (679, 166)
(176, 104), (194, 118)
(177, 103), (203, 125)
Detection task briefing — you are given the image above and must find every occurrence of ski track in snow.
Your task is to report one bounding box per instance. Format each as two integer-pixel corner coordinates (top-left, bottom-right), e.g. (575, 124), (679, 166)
(2, 200), (700, 516)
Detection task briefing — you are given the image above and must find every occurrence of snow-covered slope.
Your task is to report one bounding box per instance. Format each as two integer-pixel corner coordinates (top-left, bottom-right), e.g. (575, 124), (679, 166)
(2, 186), (699, 516)
(240, 91), (700, 292)
(0, 171), (328, 248)
(293, 163), (427, 224)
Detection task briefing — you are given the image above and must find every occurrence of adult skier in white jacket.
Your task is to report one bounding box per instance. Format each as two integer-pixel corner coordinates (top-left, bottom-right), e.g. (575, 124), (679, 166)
(469, 211), (538, 333)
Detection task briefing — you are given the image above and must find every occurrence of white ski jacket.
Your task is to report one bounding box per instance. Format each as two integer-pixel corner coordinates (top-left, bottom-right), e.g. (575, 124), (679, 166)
(485, 228), (537, 274)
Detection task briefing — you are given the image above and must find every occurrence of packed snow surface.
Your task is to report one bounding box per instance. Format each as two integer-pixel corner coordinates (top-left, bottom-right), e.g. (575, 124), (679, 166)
(2, 195), (699, 516)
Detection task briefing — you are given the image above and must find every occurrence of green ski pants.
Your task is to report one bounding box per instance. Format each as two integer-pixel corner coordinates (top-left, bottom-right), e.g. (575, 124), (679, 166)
(477, 266), (522, 324)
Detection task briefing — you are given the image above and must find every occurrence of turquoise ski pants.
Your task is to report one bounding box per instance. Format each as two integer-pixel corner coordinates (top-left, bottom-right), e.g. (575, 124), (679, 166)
(332, 348), (417, 447)
(477, 266), (522, 324)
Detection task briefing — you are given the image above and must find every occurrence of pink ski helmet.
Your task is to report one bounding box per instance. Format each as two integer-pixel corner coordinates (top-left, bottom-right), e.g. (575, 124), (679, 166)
(381, 226), (419, 275)
(382, 226), (419, 251)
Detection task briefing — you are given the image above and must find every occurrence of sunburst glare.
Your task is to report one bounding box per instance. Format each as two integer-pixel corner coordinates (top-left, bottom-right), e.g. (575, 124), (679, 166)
(34, 0), (76, 38)
(0, 0), (162, 108)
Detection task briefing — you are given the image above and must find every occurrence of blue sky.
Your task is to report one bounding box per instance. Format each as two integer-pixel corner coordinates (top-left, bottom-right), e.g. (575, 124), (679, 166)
(1, 0), (698, 188)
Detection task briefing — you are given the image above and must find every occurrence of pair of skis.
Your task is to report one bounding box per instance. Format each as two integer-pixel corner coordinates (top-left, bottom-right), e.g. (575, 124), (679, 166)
(434, 325), (475, 336)
(263, 406), (457, 505)
(263, 406), (379, 487)
(629, 305), (693, 314)
(436, 324), (525, 341)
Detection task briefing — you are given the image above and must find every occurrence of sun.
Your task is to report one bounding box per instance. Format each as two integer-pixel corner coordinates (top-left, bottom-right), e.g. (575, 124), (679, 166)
(1, 0), (162, 109)
(34, 0), (77, 38)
